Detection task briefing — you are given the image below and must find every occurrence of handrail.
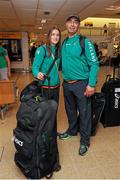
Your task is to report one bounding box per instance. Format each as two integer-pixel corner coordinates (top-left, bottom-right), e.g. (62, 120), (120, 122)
(113, 33), (120, 41)
(79, 26), (120, 37)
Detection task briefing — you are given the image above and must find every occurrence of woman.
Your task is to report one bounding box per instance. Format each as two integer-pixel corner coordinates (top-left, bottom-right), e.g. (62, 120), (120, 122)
(32, 27), (61, 103)
(32, 27), (61, 172)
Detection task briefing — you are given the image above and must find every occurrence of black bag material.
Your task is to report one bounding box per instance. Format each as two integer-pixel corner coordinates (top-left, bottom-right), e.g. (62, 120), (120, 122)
(111, 56), (120, 67)
(101, 67), (120, 127)
(13, 97), (61, 179)
(20, 80), (41, 102)
(91, 92), (106, 136)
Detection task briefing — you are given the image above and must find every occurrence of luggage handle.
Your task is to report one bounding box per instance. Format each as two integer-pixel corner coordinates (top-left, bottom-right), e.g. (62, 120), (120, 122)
(109, 77), (119, 81)
(34, 75), (51, 99)
(105, 74), (119, 83)
(42, 74), (50, 99)
(105, 74), (111, 82)
(112, 66), (120, 79)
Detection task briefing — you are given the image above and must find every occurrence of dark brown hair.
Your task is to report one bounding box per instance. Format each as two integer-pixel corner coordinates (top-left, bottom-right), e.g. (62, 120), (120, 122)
(46, 26), (61, 59)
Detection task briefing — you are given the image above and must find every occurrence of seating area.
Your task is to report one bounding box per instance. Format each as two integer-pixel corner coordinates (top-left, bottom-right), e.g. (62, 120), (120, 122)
(0, 80), (18, 119)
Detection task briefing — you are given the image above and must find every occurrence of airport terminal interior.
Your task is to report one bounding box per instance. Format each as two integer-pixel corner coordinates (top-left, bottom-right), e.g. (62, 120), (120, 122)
(0, 67), (120, 179)
(0, 0), (120, 179)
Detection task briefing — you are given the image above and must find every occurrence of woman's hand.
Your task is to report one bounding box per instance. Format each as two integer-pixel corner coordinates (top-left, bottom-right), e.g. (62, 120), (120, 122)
(37, 72), (44, 80)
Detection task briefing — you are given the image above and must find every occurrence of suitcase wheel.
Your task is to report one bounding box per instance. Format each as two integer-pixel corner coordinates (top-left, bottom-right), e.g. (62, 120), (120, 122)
(103, 124), (107, 128)
(54, 164), (61, 172)
(91, 131), (96, 136)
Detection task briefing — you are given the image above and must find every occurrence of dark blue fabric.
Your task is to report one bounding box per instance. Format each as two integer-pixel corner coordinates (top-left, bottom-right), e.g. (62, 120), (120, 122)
(63, 80), (91, 146)
(41, 87), (60, 104)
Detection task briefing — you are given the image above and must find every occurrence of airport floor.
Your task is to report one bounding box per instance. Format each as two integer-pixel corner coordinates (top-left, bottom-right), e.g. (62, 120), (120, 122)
(0, 66), (120, 179)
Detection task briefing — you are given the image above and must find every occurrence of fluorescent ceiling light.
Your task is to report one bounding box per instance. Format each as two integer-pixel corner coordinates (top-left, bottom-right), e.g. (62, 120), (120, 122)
(38, 27), (42, 30)
(41, 19), (47, 23)
(106, 6), (120, 11)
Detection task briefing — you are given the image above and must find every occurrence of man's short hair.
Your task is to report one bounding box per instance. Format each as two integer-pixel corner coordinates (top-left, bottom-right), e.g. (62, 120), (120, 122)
(66, 15), (80, 23)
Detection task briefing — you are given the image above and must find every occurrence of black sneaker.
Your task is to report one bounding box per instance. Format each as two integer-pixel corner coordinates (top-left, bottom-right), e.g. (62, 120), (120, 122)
(79, 144), (88, 156)
(58, 132), (72, 140)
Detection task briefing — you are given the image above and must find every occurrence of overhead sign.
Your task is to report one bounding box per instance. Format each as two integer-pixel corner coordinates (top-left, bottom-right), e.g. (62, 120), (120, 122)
(0, 32), (22, 39)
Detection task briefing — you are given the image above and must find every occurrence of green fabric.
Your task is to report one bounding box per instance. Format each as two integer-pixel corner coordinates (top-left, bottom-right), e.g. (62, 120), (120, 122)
(61, 34), (99, 87)
(32, 45), (60, 87)
(59, 133), (72, 140)
(0, 47), (8, 68)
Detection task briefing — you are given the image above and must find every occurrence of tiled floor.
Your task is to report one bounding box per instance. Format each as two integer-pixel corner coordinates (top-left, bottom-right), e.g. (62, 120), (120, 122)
(0, 66), (120, 179)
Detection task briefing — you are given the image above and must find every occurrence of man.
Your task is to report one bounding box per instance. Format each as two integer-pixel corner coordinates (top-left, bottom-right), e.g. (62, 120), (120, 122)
(59, 15), (99, 156)
(0, 42), (11, 80)
(30, 43), (37, 65)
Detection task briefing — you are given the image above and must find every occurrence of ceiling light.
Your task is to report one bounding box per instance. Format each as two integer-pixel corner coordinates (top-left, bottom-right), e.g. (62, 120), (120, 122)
(41, 19), (47, 23)
(38, 27), (42, 30)
(106, 6), (120, 11)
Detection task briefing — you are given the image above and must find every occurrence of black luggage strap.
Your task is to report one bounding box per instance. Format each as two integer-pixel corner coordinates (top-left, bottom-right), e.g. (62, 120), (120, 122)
(44, 54), (57, 79)
(41, 54), (57, 99)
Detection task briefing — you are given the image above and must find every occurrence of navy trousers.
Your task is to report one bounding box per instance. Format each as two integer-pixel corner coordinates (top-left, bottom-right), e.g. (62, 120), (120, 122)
(41, 86), (60, 104)
(63, 80), (91, 146)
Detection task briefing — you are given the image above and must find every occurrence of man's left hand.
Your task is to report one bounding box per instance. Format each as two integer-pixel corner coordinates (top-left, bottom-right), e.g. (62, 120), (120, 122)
(84, 85), (95, 97)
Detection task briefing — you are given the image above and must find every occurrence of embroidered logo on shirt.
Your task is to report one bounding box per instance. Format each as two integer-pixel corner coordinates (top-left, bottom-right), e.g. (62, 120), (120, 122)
(88, 41), (97, 62)
(36, 50), (40, 54)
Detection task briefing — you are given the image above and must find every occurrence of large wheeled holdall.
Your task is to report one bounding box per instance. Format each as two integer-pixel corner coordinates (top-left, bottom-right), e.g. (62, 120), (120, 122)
(13, 56), (61, 179)
(13, 94), (60, 179)
(101, 66), (120, 127)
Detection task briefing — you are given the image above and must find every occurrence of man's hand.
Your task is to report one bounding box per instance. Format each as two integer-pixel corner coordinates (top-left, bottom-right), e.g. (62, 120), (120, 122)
(84, 85), (95, 97)
(37, 72), (44, 80)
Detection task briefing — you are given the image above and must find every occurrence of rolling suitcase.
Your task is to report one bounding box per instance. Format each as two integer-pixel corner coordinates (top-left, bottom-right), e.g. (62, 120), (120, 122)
(91, 92), (106, 135)
(101, 66), (120, 127)
(75, 92), (105, 136)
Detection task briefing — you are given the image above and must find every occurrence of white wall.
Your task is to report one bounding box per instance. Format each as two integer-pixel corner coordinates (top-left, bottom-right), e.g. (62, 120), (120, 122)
(11, 32), (29, 71)
(80, 17), (120, 28)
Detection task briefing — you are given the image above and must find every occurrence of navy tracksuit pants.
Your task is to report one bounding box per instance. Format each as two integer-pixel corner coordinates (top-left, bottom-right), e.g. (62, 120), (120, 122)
(63, 80), (91, 146)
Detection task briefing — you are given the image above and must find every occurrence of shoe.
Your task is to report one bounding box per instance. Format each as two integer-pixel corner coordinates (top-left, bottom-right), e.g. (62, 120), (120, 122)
(58, 132), (72, 140)
(79, 144), (88, 156)
(57, 132), (61, 136)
